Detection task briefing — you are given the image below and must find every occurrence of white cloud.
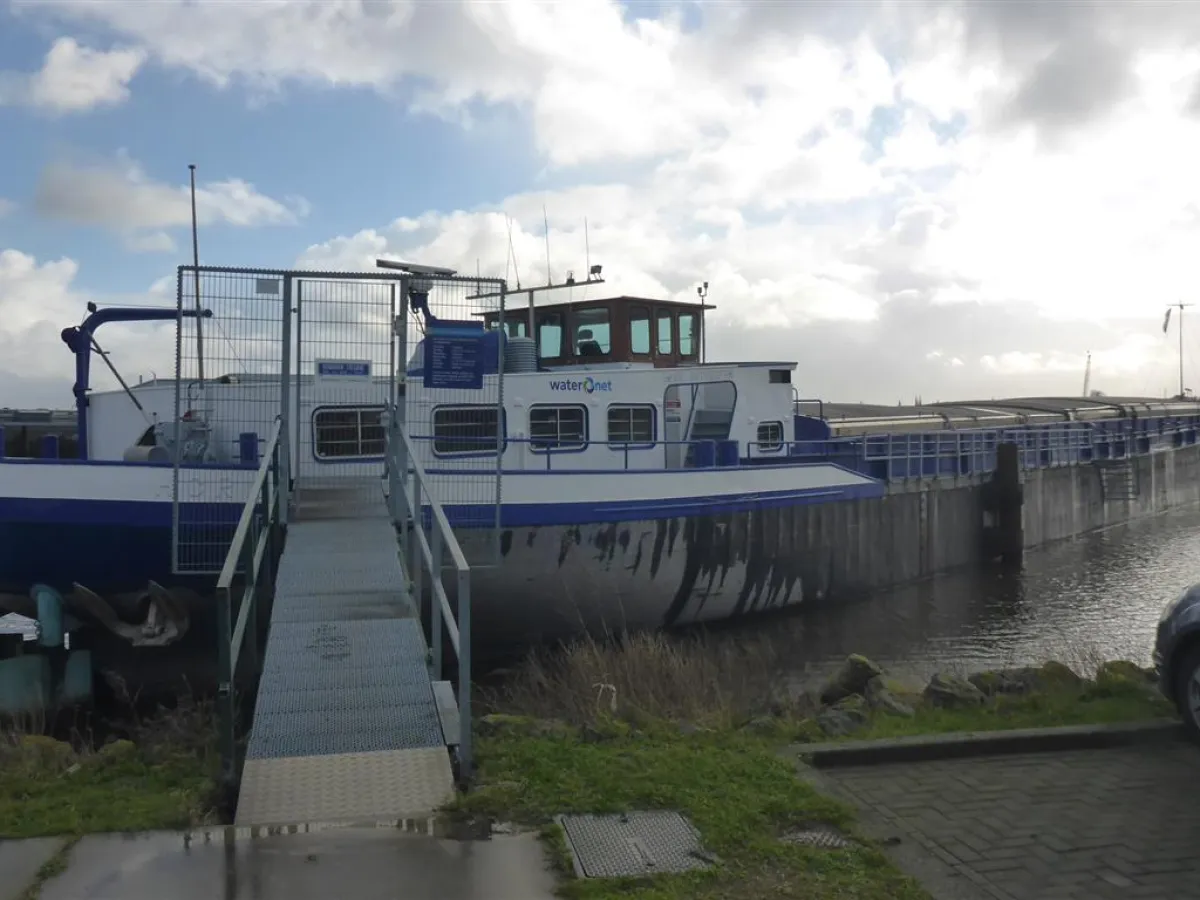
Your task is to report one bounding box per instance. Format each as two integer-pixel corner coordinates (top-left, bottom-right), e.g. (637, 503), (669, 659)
(0, 250), (177, 407)
(11, 0), (1200, 403)
(0, 37), (144, 113)
(31, 156), (308, 252)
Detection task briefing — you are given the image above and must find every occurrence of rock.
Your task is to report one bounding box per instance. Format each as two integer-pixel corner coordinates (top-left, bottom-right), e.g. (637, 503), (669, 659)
(1096, 660), (1147, 684)
(865, 676), (915, 717)
(1036, 661), (1083, 689)
(923, 673), (986, 709)
(94, 739), (138, 767)
(816, 696), (868, 737)
(968, 667), (1041, 697)
(819, 654), (884, 705)
(740, 716), (779, 736)
(677, 722), (715, 737)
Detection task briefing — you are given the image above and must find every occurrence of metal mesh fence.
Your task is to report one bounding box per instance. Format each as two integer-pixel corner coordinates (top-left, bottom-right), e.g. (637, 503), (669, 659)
(294, 277), (396, 502)
(398, 275), (505, 565)
(172, 268), (288, 574)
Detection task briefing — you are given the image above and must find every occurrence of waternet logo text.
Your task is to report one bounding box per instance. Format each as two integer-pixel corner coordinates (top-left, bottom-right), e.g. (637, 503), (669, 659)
(548, 376), (613, 394)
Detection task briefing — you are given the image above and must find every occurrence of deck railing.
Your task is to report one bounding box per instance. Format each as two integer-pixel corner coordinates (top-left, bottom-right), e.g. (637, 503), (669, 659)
(385, 412), (475, 778)
(214, 415), (285, 788)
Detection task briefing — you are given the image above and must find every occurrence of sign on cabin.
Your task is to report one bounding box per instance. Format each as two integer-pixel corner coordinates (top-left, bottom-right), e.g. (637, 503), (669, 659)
(316, 359), (372, 380)
(424, 320), (486, 390)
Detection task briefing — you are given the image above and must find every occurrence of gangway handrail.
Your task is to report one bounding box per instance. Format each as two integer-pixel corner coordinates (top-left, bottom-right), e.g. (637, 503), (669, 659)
(385, 412), (475, 778)
(214, 415), (285, 787)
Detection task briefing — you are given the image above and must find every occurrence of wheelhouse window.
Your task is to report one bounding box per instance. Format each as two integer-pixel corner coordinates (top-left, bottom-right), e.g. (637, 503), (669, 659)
(656, 310), (675, 355)
(756, 421), (784, 453)
(679, 312), (698, 357)
(433, 406), (502, 455)
(629, 305), (651, 355)
(608, 405), (656, 447)
(573, 306), (611, 357)
(500, 315), (527, 338)
(530, 405), (587, 452)
(537, 312), (563, 360)
(313, 406), (386, 459)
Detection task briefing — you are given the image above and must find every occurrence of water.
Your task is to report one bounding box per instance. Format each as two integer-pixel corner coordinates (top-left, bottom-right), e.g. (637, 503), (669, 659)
(718, 505), (1200, 687)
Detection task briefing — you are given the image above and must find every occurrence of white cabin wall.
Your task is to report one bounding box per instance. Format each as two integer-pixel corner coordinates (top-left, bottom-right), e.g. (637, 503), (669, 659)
(87, 385), (176, 460)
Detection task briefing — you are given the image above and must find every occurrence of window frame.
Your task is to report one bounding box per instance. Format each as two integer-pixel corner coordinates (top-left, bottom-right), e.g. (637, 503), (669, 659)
(311, 405), (387, 461)
(755, 420), (785, 454)
(572, 305), (613, 357)
(431, 404), (506, 457)
(529, 404), (589, 454)
(607, 404), (657, 449)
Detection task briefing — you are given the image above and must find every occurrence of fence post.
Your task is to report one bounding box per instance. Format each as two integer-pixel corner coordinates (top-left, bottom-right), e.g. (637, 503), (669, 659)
(215, 583), (236, 788)
(456, 566), (472, 780)
(241, 522), (259, 677)
(430, 524), (443, 677)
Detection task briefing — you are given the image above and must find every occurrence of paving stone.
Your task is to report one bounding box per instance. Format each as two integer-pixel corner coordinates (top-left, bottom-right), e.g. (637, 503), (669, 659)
(823, 739), (1200, 900)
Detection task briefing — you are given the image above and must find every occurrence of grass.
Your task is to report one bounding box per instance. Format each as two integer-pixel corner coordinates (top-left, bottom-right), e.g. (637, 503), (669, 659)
(459, 721), (929, 899)
(466, 633), (1176, 899)
(0, 694), (221, 839)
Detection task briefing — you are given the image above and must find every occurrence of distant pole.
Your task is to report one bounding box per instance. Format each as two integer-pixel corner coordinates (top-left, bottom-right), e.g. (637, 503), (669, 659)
(696, 281), (709, 363)
(1167, 302), (1192, 398)
(189, 164), (205, 385)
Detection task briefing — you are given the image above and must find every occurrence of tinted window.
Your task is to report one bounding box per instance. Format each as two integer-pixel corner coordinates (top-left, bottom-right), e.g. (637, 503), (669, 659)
(574, 306), (611, 356)
(756, 421), (784, 452)
(629, 306), (651, 355)
(537, 313), (563, 360)
(313, 407), (386, 459)
(433, 407), (501, 455)
(656, 311), (674, 355)
(530, 405), (587, 451)
(608, 405), (656, 445)
(679, 312), (698, 357)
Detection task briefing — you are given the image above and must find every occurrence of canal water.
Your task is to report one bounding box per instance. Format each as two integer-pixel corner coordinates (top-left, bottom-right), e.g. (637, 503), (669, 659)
(716, 505), (1200, 687)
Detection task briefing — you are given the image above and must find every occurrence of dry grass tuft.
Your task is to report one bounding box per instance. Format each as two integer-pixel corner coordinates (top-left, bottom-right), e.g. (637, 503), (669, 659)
(481, 630), (801, 728)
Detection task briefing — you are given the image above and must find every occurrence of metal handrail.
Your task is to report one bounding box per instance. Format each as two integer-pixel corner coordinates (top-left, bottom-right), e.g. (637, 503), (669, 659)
(385, 413), (474, 778)
(214, 415), (285, 788)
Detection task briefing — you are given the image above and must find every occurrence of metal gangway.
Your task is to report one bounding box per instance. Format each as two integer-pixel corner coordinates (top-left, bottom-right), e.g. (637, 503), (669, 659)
(211, 415), (473, 826)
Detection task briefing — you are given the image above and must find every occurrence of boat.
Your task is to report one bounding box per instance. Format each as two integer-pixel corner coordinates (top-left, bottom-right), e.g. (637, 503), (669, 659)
(3, 263), (1200, 657)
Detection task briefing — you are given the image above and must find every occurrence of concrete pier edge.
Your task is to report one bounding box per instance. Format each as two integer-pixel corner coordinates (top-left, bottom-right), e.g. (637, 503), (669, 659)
(785, 718), (1185, 768)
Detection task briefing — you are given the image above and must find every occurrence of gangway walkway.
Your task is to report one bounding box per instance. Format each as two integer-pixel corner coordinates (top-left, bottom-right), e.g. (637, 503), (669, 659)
(235, 478), (456, 826)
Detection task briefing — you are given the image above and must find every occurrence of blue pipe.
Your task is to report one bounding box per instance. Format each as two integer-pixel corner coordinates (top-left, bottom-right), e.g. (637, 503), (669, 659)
(60, 305), (213, 460)
(31, 583), (64, 649)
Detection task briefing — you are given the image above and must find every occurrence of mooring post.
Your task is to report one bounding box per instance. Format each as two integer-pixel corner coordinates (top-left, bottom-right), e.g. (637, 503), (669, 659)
(985, 442), (1024, 564)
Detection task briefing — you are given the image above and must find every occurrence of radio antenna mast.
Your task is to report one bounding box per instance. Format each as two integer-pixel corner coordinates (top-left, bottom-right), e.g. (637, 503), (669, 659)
(188, 164), (204, 385)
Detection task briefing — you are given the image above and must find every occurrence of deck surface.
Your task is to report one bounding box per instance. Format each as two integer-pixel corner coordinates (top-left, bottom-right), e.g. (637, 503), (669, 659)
(235, 479), (455, 826)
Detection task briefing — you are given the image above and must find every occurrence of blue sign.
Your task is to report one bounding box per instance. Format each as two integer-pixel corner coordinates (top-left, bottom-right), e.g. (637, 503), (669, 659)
(425, 320), (485, 390)
(317, 359), (371, 379)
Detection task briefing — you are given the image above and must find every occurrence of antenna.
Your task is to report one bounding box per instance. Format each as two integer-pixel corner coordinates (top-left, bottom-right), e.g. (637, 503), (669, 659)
(543, 204), (552, 285)
(188, 164), (204, 385)
(506, 215), (521, 290)
(584, 216), (591, 278)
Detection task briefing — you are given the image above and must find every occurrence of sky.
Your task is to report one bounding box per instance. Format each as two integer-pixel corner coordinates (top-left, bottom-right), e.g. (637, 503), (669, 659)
(4, 0), (1200, 409)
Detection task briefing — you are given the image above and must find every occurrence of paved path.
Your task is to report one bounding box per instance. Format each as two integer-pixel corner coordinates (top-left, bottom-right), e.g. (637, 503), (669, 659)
(1, 827), (557, 900)
(818, 738), (1200, 900)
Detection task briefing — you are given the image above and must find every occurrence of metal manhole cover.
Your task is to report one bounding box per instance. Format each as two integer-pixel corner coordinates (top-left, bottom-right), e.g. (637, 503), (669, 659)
(781, 827), (853, 849)
(556, 811), (716, 878)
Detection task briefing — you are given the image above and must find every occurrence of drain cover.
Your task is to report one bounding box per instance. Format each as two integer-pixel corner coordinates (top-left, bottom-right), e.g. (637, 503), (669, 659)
(556, 811), (715, 878)
(781, 827), (853, 849)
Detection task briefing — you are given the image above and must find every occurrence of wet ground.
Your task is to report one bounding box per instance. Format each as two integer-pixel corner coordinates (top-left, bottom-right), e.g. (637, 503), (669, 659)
(0, 828), (557, 900)
(717, 505), (1200, 685)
